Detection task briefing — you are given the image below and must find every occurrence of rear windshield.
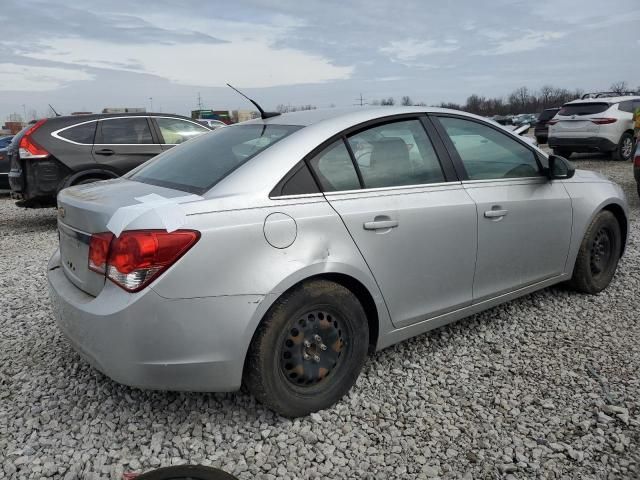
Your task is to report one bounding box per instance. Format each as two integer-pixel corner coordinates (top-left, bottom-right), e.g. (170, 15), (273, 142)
(538, 109), (559, 121)
(558, 103), (609, 116)
(129, 124), (301, 194)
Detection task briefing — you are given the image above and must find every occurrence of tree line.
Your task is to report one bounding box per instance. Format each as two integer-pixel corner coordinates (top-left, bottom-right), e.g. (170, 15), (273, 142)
(370, 81), (639, 116)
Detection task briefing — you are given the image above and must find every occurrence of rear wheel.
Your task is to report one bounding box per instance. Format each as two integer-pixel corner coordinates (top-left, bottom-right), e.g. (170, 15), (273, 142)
(244, 279), (369, 417)
(553, 148), (573, 158)
(568, 211), (621, 294)
(612, 132), (634, 161)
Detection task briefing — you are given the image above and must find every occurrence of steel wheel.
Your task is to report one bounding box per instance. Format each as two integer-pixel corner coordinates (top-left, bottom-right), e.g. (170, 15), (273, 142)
(590, 227), (613, 276)
(621, 136), (634, 160)
(280, 309), (345, 387)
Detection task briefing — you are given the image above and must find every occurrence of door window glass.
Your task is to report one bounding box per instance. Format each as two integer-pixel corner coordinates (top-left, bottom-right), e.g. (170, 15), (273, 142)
(59, 122), (96, 144)
(438, 117), (541, 180)
(308, 140), (361, 192)
(156, 117), (209, 144)
(100, 118), (153, 144)
(347, 119), (444, 188)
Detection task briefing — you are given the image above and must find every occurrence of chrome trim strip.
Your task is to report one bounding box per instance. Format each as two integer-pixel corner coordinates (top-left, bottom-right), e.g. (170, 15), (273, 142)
(57, 221), (92, 245)
(322, 181), (463, 197)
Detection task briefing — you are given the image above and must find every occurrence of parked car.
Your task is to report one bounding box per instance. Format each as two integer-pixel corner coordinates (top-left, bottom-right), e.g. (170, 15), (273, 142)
(197, 118), (227, 129)
(48, 107), (628, 417)
(0, 147), (9, 189)
(0, 135), (14, 148)
(534, 108), (560, 144)
(512, 114), (538, 127)
(548, 95), (640, 160)
(9, 113), (211, 207)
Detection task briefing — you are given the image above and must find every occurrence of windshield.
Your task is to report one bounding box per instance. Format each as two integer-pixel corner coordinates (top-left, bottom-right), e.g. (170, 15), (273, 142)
(129, 124), (301, 194)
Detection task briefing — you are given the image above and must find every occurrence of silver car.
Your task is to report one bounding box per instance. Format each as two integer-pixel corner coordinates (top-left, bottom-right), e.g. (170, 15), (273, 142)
(48, 107), (628, 417)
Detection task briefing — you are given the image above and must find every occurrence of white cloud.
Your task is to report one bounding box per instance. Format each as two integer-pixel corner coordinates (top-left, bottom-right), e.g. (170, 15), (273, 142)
(380, 39), (459, 62)
(479, 31), (566, 55)
(0, 63), (94, 91)
(24, 38), (352, 88)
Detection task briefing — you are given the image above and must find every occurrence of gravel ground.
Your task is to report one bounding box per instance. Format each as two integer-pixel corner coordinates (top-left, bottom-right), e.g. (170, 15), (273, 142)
(1, 155), (639, 480)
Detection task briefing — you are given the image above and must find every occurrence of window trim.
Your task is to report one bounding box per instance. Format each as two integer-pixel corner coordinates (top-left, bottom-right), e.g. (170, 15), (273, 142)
(51, 119), (99, 146)
(270, 113), (459, 199)
(429, 113), (545, 182)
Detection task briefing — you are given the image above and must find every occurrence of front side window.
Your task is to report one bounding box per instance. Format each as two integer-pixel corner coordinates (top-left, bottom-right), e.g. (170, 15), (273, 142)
(130, 124), (300, 194)
(438, 117), (541, 180)
(347, 119), (444, 188)
(156, 117), (209, 144)
(99, 118), (153, 144)
(58, 121), (96, 144)
(308, 140), (360, 192)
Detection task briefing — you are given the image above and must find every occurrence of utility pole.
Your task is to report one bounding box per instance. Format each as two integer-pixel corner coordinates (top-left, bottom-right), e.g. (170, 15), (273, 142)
(149, 97), (153, 112)
(22, 104), (27, 123)
(353, 93), (367, 107)
(197, 92), (203, 110)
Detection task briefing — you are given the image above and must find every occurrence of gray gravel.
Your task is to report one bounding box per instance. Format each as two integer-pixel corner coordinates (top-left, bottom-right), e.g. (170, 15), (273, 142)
(1, 155), (639, 479)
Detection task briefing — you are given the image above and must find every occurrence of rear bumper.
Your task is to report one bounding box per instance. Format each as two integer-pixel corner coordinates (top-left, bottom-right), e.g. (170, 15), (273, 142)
(548, 136), (617, 153)
(9, 157), (68, 204)
(47, 249), (264, 392)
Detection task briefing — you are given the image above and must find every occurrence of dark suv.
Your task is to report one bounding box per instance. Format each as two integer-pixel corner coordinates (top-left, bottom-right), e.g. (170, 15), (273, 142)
(533, 107), (560, 145)
(9, 113), (210, 207)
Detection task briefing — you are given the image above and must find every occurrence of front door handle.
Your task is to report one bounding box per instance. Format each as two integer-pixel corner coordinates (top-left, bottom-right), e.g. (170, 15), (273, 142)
(363, 219), (399, 230)
(94, 149), (115, 156)
(484, 209), (508, 219)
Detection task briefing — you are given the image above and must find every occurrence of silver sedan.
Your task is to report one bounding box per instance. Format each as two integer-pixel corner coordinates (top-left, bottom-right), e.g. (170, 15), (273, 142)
(48, 107), (628, 417)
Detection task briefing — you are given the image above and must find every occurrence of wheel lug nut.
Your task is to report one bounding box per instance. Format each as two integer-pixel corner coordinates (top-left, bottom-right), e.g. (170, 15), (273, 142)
(313, 355), (320, 363)
(303, 340), (311, 348)
(314, 334), (322, 343)
(320, 344), (327, 351)
(303, 352), (310, 360)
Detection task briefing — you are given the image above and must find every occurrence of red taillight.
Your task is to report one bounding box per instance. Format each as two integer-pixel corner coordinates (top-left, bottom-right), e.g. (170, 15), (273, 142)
(88, 232), (114, 274)
(88, 229), (200, 292)
(19, 119), (49, 159)
(590, 118), (617, 125)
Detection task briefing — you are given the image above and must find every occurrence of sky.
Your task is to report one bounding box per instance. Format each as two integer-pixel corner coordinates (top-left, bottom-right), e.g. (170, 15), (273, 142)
(1, 0), (639, 121)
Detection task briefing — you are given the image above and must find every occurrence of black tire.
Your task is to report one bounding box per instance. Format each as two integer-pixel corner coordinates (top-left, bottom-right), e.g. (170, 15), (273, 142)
(568, 211), (621, 294)
(136, 465), (237, 480)
(637, 182), (640, 200)
(553, 148), (572, 158)
(244, 279), (369, 417)
(612, 132), (634, 161)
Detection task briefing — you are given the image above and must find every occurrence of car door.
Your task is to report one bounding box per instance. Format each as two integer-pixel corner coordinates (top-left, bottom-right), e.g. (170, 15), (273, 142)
(432, 114), (572, 301)
(151, 116), (210, 151)
(308, 117), (477, 328)
(93, 117), (163, 174)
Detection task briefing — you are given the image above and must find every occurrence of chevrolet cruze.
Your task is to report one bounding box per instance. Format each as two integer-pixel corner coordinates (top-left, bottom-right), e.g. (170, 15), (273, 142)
(48, 107), (628, 417)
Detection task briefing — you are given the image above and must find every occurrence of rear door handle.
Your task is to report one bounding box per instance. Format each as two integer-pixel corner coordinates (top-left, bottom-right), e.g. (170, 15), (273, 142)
(94, 149), (115, 156)
(484, 209), (508, 219)
(363, 219), (399, 230)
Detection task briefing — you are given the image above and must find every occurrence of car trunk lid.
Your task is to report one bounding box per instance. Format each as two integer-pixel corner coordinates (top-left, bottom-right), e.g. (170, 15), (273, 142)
(56, 178), (197, 296)
(552, 102), (611, 135)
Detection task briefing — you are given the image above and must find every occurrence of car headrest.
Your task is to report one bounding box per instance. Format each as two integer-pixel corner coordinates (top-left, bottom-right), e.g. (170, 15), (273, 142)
(370, 137), (410, 169)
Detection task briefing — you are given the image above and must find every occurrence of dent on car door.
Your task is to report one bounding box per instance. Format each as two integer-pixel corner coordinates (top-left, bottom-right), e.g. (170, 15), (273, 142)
(309, 118), (477, 328)
(93, 117), (163, 173)
(434, 115), (572, 301)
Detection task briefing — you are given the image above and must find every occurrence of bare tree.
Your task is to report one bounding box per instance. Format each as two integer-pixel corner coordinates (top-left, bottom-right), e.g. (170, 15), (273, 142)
(380, 97), (395, 106)
(610, 81), (629, 94)
(401, 96), (413, 106)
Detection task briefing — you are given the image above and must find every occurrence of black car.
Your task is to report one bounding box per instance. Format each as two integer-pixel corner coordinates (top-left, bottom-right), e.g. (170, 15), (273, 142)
(634, 141), (640, 198)
(8, 113), (210, 207)
(534, 107), (560, 145)
(0, 135), (14, 189)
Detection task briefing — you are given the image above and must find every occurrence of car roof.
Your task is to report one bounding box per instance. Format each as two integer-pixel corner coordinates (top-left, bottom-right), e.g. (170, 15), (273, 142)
(242, 106), (470, 127)
(42, 112), (196, 123)
(564, 95), (640, 105)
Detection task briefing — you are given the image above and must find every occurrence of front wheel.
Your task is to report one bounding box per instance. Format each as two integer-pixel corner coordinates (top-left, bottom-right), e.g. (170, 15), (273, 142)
(568, 211), (622, 294)
(244, 279), (369, 417)
(612, 132), (634, 161)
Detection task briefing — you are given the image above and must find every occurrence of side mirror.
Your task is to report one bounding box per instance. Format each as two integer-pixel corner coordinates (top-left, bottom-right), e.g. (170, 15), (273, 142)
(545, 154), (575, 180)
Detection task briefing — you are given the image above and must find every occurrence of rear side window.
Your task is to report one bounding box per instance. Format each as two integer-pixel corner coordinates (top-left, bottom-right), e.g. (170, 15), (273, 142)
(618, 100), (637, 113)
(347, 119), (445, 188)
(130, 124), (300, 194)
(558, 103), (609, 116)
(58, 122), (97, 144)
(308, 140), (361, 192)
(99, 118), (154, 144)
(538, 109), (559, 121)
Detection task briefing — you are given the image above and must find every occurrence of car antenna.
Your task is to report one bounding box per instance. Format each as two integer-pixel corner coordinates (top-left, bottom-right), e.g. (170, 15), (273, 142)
(48, 104), (61, 116)
(226, 83), (280, 119)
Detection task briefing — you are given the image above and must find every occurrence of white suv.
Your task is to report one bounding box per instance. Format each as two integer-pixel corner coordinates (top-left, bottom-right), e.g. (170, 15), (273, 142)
(548, 94), (640, 161)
